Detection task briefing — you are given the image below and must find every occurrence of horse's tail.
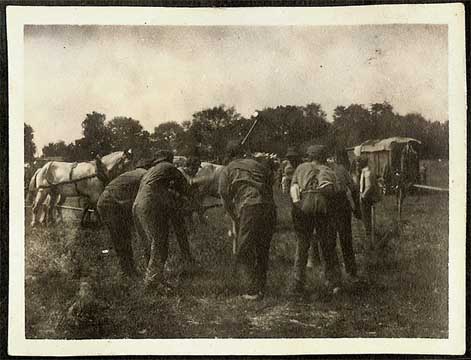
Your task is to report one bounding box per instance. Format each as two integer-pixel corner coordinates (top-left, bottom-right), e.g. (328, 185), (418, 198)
(26, 168), (40, 204)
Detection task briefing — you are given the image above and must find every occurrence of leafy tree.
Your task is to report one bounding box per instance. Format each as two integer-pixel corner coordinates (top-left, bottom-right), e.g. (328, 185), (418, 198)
(42, 140), (69, 158)
(108, 116), (151, 158)
(79, 111), (112, 158)
(241, 103), (331, 156)
(331, 102), (448, 159)
(41, 141), (77, 160)
(150, 121), (185, 152)
(187, 105), (242, 161)
(24, 123), (36, 163)
(332, 104), (372, 148)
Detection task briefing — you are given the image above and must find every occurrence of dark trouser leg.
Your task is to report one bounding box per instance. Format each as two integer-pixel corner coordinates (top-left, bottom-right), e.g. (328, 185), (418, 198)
(236, 205), (275, 295)
(316, 217), (342, 287)
(98, 197), (137, 277)
(147, 213), (169, 279)
(291, 205), (314, 289)
(253, 206), (276, 294)
(111, 218), (137, 276)
(170, 210), (193, 263)
(338, 209), (357, 276)
(308, 232), (321, 267)
(236, 208), (258, 294)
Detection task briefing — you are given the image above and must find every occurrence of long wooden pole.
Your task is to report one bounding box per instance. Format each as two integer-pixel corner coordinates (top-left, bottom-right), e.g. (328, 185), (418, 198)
(241, 116), (260, 146)
(232, 114), (259, 254)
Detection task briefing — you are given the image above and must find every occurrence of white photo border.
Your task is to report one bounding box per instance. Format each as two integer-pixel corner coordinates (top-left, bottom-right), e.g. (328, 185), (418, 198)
(8, 4), (466, 356)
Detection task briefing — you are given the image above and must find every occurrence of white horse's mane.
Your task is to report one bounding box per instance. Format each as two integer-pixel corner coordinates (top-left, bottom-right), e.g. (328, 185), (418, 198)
(100, 150), (129, 170)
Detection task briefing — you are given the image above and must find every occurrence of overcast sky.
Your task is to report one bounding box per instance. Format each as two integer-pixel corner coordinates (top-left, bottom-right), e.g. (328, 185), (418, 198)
(24, 24), (448, 153)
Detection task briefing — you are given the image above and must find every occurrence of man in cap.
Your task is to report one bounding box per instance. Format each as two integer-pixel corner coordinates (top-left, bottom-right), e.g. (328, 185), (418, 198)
(281, 146), (301, 194)
(132, 150), (194, 290)
(289, 145), (342, 295)
(218, 141), (276, 300)
(96, 157), (155, 279)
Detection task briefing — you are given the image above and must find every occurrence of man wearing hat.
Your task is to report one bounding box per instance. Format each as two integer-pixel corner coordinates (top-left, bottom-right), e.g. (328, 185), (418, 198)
(218, 141), (276, 300)
(178, 155), (201, 181)
(281, 146), (301, 194)
(96, 157), (155, 279)
(289, 144), (342, 295)
(132, 150), (194, 290)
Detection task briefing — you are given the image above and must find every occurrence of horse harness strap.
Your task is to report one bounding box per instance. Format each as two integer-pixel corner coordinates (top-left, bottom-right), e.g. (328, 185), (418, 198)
(36, 163), (100, 190)
(95, 158), (110, 186)
(69, 163), (84, 197)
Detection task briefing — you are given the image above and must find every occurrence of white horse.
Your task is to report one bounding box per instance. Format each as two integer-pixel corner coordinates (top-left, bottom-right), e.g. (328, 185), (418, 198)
(29, 150), (133, 227)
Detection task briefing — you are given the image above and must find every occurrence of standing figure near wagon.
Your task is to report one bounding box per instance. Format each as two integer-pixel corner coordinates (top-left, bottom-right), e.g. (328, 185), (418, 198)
(132, 150), (195, 290)
(357, 156), (381, 248)
(218, 141), (277, 300)
(289, 145), (342, 296)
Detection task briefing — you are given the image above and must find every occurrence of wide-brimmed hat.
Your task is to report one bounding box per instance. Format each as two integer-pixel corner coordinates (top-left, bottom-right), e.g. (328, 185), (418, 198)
(285, 146), (300, 158)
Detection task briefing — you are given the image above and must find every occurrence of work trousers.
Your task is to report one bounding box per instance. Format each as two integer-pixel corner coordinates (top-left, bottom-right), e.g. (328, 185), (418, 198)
(97, 191), (137, 277)
(133, 184), (192, 282)
(292, 204), (341, 288)
(332, 193), (357, 277)
(235, 204), (276, 295)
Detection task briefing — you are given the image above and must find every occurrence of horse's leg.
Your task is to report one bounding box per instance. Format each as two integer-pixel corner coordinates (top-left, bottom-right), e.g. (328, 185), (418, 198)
(31, 189), (47, 227)
(46, 192), (59, 226)
(55, 194), (66, 223)
(80, 205), (89, 227)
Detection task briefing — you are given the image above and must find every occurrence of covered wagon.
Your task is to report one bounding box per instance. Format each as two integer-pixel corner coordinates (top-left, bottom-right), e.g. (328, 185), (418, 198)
(346, 136), (422, 195)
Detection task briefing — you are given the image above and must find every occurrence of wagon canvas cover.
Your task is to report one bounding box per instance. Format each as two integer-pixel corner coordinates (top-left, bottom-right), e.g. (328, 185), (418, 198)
(352, 137), (422, 156)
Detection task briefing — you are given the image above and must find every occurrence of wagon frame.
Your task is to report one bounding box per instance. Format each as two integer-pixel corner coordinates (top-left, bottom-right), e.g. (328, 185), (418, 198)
(346, 136), (422, 195)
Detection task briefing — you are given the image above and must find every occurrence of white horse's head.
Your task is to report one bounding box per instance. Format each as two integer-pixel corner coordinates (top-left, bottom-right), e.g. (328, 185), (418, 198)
(99, 149), (134, 180)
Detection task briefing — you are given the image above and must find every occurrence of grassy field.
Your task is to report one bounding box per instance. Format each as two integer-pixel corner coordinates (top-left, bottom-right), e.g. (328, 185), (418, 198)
(24, 160), (449, 339)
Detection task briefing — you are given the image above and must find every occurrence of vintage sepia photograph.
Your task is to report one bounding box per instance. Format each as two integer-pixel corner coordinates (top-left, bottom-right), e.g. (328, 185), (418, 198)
(7, 4), (466, 356)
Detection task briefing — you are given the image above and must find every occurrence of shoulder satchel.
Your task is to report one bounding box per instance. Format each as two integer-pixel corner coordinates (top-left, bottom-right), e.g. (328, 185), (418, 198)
(299, 167), (334, 216)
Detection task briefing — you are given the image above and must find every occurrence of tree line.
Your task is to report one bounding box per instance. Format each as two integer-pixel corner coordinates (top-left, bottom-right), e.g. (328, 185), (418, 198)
(24, 101), (449, 164)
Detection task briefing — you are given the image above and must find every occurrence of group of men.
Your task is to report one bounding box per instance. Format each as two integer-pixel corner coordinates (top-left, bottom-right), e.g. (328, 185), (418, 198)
(97, 150), (196, 291)
(96, 141), (379, 300)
